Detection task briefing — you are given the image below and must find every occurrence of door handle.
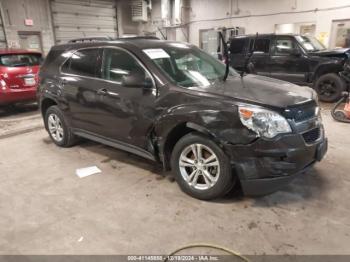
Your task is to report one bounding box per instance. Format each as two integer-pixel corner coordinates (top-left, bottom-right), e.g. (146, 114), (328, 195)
(97, 88), (119, 98)
(97, 88), (108, 96)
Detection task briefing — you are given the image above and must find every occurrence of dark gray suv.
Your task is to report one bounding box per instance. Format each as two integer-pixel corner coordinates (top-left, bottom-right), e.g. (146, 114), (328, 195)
(229, 34), (350, 102)
(38, 37), (328, 200)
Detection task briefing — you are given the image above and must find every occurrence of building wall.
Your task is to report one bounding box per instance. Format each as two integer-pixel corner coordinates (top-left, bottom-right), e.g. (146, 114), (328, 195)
(0, 0), (55, 54)
(51, 0), (118, 44)
(1, 0), (349, 54)
(146, 0), (190, 41)
(186, 0), (350, 47)
(116, 0), (139, 36)
(141, 0), (166, 39)
(0, 9), (6, 48)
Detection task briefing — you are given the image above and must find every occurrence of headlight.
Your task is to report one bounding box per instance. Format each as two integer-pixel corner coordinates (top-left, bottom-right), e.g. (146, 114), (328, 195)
(239, 106), (292, 138)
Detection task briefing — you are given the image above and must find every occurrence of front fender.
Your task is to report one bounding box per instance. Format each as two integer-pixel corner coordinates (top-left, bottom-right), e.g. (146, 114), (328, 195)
(313, 60), (344, 81)
(154, 103), (257, 154)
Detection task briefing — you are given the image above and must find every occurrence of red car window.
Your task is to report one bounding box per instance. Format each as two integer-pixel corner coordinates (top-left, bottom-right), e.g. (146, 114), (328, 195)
(0, 53), (42, 67)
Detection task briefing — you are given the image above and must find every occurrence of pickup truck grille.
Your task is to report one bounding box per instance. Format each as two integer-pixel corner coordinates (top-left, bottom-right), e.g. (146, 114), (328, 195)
(284, 103), (317, 123)
(302, 127), (321, 144)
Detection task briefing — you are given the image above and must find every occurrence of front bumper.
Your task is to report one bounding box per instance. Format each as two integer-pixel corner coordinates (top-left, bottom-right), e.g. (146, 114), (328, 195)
(0, 87), (37, 105)
(225, 128), (328, 196)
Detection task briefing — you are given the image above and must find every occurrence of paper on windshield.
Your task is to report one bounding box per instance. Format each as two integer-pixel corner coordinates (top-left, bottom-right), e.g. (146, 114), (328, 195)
(143, 49), (170, 59)
(303, 43), (314, 51)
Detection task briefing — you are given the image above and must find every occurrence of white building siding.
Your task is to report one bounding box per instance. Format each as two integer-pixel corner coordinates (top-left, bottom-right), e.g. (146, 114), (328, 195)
(187, 0), (350, 47)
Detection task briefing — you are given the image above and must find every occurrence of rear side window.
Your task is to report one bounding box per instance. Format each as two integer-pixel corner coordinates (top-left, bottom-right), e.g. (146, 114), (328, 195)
(0, 53), (42, 67)
(230, 38), (246, 54)
(62, 48), (99, 77)
(250, 38), (270, 54)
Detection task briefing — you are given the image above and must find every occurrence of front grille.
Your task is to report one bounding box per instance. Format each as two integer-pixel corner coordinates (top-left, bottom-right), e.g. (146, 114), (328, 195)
(284, 103), (317, 122)
(302, 128), (321, 144)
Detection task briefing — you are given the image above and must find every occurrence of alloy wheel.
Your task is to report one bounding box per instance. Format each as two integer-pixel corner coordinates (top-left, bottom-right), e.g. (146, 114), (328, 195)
(48, 113), (64, 142)
(179, 143), (220, 190)
(319, 80), (336, 97)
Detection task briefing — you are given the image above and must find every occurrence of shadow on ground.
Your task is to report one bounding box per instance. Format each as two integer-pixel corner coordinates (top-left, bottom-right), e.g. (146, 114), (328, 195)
(0, 103), (38, 118)
(251, 168), (329, 207)
(50, 137), (329, 204)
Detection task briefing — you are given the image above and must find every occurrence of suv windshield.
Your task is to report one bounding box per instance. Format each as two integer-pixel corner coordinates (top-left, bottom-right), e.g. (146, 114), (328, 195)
(143, 43), (235, 87)
(0, 53), (42, 67)
(295, 36), (326, 52)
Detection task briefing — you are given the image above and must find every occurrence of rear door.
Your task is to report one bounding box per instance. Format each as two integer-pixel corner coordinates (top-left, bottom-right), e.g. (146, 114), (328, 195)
(59, 47), (106, 133)
(269, 35), (309, 84)
(249, 36), (272, 77)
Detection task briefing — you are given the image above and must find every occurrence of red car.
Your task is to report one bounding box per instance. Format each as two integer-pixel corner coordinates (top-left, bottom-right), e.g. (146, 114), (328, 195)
(0, 49), (42, 106)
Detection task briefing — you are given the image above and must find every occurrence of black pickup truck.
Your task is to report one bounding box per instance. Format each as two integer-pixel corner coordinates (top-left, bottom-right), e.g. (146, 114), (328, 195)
(229, 34), (350, 102)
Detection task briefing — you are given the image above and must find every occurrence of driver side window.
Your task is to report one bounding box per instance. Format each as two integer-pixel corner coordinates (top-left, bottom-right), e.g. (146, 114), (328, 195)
(274, 37), (299, 56)
(102, 48), (147, 84)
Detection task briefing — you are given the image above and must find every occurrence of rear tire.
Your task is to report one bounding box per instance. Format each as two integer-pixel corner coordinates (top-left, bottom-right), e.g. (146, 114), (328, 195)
(315, 73), (346, 102)
(44, 105), (77, 147)
(171, 133), (235, 200)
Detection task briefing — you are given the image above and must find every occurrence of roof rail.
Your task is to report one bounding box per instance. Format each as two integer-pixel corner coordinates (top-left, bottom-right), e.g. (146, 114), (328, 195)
(119, 36), (160, 40)
(68, 37), (114, 43)
(68, 36), (160, 43)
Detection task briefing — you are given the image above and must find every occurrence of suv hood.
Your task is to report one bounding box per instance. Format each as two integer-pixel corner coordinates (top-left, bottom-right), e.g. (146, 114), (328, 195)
(188, 74), (315, 108)
(309, 48), (350, 59)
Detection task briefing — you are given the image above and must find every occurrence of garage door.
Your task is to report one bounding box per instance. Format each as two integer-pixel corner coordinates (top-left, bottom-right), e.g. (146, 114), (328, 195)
(50, 0), (118, 44)
(0, 12), (6, 48)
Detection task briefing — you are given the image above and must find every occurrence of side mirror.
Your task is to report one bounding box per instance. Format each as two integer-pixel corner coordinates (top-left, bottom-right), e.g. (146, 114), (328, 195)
(291, 48), (302, 57)
(122, 70), (153, 88)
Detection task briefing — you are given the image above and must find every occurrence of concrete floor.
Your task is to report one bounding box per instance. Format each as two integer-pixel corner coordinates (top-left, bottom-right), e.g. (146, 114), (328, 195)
(0, 104), (350, 255)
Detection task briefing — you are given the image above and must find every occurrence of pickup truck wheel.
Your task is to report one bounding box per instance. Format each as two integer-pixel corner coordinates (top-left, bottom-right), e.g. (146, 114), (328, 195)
(171, 133), (235, 200)
(45, 106), (76, 147)
(315, 73), (346, 102)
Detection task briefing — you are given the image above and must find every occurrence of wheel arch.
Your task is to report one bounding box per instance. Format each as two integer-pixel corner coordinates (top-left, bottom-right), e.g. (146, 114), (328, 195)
(41, 98), (57, 118)
(313, 63), (343, 82)
(160, 121), (218, 171)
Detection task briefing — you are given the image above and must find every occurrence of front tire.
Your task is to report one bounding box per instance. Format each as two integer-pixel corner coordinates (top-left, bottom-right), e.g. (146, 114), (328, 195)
(44, 106), (76, 147)
(315, 73), (346, 102)
(171, 133), (235, 200)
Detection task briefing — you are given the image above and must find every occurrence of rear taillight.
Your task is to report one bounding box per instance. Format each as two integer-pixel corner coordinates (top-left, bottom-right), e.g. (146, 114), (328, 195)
(0, 78), (7, 90)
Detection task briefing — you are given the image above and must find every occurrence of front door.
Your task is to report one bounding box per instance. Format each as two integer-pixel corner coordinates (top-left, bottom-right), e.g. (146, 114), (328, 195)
(269, 35), (309, 84)
(96, 47), (157, 149)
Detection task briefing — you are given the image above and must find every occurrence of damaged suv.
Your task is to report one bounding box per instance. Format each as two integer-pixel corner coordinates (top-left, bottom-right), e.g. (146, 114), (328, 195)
(38, 38), (328, 200)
